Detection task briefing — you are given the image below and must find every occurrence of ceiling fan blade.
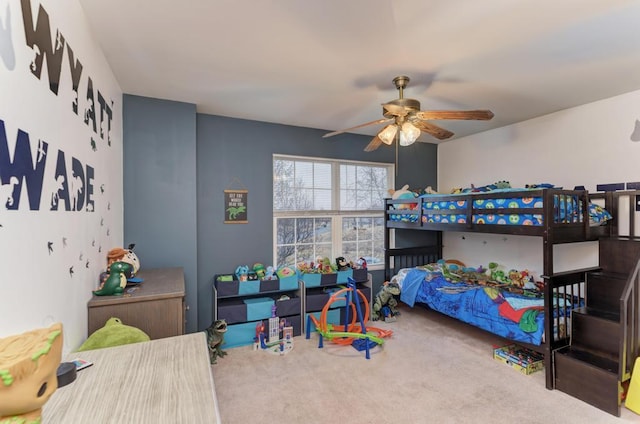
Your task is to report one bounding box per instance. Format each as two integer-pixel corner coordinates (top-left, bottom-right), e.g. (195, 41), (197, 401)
(323, 118), (392, 138)
(364, 136), (383, 152)
(415, 110), (494, 121)
(412, 120), (454, 140)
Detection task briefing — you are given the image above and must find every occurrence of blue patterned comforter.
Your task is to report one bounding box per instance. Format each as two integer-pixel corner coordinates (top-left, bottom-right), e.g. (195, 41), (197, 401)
(399, 268), (546, 345)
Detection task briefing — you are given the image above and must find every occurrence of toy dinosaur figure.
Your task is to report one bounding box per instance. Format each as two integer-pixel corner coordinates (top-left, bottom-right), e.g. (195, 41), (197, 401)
(93, 261), (133, 296)
(372, 281), (401, 321)
(205, 319), (228, 364)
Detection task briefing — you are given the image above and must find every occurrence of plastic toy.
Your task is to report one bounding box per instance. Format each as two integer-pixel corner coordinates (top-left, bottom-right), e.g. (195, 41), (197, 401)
(306, 278), (392, 359)
(205, 319), (228, 364)
(0, 323), (63, 424)
(371, 281), (401, 321)
(254, 311), (294, 355)
(93, 261), (133, 296)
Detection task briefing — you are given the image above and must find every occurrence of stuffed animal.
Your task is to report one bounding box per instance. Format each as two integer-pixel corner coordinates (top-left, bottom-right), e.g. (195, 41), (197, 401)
(205, 320), (228, 364)
(106, 244), (140, 275)
(253, 263), (266, 279)
(372, 281), (401, 321)
(335, 257), (351, 271)
(388, 184), (417, 209)
(235, 265), (249, 281)
(77, 317), (149, 351)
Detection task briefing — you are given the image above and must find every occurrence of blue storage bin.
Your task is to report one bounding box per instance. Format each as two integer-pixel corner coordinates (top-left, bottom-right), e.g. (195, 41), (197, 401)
(279, 275), (298, 291)
(336, 269), (353, 283)
(238, 280), (260, 295)
(243, 297), (275, 321)
(225, 321), (260, 348)
(298, 272), (321, 287)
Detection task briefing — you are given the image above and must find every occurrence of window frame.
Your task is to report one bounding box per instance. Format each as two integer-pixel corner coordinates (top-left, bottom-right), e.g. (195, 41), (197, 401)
(272, 154), (394, 270)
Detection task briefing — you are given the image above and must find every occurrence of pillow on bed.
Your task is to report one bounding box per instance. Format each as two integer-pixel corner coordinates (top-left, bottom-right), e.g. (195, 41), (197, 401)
(589, 203), (612, 225)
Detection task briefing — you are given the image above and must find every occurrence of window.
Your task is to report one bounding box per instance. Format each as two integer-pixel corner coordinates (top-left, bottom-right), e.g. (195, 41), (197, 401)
(273, 155), (392, 269)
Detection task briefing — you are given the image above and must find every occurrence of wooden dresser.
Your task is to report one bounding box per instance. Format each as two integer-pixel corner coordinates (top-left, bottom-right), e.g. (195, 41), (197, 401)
(87, 267), (185, 339)
(42, 332), (220, 423)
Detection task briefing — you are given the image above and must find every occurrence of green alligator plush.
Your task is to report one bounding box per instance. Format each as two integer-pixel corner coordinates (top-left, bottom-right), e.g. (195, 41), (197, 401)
(77, 317), (150, 351)
(205, 320), (228, 364)
(372, 282), (401, 321)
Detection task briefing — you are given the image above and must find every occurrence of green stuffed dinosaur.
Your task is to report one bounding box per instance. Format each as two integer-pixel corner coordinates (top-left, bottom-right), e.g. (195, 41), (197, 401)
(372, 282), (401, 321)
(205, 319), (228, 364)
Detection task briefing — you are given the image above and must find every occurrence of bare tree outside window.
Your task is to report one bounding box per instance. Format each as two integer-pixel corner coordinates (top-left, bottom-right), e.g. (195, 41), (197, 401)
(274, 156), (392, 268)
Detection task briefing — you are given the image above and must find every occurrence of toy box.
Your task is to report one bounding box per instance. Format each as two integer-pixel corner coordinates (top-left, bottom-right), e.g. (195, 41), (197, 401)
(493, 344), (544, 375)
(278, 274), (298, 290)
(243, 297), (275, 321)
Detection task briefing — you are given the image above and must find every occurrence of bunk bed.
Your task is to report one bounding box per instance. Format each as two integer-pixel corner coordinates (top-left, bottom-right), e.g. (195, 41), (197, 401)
(383, 187), (622, 389)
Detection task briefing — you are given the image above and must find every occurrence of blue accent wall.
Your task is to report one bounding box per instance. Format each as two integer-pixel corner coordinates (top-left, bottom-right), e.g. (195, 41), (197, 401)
(123, 95), (198, 332)
(123, 95), (438, 331)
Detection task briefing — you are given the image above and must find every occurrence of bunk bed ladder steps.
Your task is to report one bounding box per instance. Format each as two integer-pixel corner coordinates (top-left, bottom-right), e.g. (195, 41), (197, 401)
(554, 237), (640, 417)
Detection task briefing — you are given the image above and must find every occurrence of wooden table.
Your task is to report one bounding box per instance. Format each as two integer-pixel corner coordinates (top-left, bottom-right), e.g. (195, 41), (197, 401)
(42, 332), (220, 423)
(87, 267), (185, 339)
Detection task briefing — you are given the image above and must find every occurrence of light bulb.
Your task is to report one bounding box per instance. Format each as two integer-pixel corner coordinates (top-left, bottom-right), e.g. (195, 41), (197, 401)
(399, 122), (420, 146)
(378, 125), (398, 145)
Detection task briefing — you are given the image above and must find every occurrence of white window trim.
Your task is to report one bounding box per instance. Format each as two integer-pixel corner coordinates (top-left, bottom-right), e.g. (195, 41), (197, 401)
(273, 154), (394, 270)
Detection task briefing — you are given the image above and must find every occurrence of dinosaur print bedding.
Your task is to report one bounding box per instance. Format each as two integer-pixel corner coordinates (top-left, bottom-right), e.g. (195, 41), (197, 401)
(392, 262), (575, 346)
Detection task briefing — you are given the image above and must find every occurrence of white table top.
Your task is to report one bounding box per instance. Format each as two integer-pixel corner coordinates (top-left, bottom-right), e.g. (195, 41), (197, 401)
(42, 332), (220, 423)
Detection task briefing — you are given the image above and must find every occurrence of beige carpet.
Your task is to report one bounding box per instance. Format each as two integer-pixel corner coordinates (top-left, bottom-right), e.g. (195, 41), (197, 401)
(212, 305), (640, 423)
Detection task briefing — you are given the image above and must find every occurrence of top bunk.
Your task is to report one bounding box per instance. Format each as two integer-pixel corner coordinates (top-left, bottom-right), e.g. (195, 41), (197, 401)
(385, 187), (614, 243)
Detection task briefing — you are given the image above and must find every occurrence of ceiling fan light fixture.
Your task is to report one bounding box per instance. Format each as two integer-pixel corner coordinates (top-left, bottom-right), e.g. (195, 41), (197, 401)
(378, 124), (398, 145)
(399, 122), (420, 146)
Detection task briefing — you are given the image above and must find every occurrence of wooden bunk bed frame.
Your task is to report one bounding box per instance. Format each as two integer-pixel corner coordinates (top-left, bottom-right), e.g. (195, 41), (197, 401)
(383, 188), (636, 390)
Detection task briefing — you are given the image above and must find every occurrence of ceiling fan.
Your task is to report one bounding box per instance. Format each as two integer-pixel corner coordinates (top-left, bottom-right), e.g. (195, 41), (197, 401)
(323, 75), (494, 151)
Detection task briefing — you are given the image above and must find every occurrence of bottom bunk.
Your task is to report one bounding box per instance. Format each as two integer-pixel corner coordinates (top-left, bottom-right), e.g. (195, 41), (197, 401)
(386, 247), (585, 388)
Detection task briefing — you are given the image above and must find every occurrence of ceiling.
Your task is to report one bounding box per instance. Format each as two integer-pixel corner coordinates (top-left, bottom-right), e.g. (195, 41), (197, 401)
(79, 0), (640, 144)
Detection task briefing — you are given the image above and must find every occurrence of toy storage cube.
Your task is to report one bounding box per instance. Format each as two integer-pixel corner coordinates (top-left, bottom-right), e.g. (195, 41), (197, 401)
(275, 296), (301, 317)
(306, 288), (331, 312)
(336, 269), (353, 283)
(214, 276), (239, 297)
(320, 273), (338, 286)
(217, 298), (247, 324)
(278, 275), (298, 291)
(299, 272), (321, 288)
(238, 280), (260, 295)
(352, 269), (368, 282)
(225, 321), (260, 348)
(259, 279), (279, 292)
(243, 297), (275, 321)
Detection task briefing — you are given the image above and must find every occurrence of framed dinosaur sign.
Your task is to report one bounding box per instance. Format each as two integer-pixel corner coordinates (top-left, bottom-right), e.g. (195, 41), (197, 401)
(224, 189), (248, 223)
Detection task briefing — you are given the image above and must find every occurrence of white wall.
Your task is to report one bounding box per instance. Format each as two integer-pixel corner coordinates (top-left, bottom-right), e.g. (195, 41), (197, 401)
(0, 0), (122, 354)
(437, 90), (640, 278)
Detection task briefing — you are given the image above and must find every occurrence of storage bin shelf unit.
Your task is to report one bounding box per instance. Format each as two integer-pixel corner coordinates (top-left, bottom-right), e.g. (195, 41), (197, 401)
(213, 274), (302, 348)
(302, 273), (372, 332)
